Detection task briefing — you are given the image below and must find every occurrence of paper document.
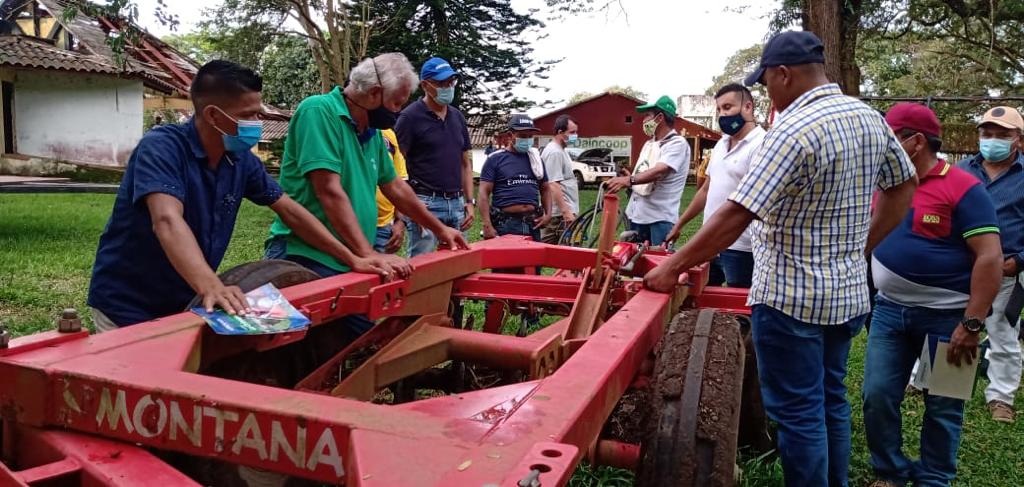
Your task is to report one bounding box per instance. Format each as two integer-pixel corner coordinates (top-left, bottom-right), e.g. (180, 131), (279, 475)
(917, 334), (979, 401)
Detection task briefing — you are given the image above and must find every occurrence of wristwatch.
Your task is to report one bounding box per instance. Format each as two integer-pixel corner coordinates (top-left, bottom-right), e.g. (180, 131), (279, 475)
(466, 198), (477, 206)
(962, 317), (985, 333)
(629, 175), (637, 186)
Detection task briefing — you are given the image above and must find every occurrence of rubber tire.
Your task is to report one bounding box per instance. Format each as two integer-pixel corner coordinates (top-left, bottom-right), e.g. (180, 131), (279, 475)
(185, 259), (320, 310)
(637, 309), (745, 487)
(574, 170), (586, 188)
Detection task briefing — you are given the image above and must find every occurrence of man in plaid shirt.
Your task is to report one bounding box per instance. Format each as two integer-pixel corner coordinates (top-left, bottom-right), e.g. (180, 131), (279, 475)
(644, 31), (918, 486)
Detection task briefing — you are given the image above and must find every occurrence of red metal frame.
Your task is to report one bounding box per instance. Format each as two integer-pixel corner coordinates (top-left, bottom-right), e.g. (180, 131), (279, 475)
(0, 236), (748, 486)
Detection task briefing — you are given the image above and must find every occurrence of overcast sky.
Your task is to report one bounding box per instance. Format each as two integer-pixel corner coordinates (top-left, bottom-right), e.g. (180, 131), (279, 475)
(135, 0), (777, 115)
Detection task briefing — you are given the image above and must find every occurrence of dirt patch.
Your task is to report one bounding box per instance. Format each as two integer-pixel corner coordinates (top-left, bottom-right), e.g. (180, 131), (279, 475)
(603, 387), (651, 445)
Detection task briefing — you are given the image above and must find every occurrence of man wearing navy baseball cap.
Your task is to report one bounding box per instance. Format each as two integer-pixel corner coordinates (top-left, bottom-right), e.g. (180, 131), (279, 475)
(644, 30), (919, 486)
(395, 57), (476, 257)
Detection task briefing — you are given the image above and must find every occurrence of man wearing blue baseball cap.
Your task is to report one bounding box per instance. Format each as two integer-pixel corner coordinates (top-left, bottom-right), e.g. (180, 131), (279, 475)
(644, 30), (919, 486)
(395, 57), (476, 257)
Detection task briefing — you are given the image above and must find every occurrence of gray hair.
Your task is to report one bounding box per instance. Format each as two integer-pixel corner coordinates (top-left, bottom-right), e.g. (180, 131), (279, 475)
(348, 53), (418, 95)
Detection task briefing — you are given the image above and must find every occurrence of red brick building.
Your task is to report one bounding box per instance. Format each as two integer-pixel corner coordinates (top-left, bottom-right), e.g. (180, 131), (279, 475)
(533, 92), (721, 168)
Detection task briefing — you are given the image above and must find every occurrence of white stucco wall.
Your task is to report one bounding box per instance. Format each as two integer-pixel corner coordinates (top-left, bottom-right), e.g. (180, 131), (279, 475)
(14, 70), (143, 166)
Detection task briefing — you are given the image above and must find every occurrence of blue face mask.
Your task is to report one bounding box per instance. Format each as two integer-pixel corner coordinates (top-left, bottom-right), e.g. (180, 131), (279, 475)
(514, 137), (534, 153)
(214, 107), (262, 153)
(980, 137), (1015, 162)
(434, 86), (455, 105)
(567, 134), (579, 145)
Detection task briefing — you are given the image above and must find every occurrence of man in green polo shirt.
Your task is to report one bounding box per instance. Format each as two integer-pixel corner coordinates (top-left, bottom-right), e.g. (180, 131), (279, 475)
(266, 53), (468, 340)
(267, 53), (466, 270)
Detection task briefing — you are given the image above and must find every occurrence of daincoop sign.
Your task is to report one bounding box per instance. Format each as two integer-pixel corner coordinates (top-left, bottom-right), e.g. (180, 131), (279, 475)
(538, 136), (632, 157)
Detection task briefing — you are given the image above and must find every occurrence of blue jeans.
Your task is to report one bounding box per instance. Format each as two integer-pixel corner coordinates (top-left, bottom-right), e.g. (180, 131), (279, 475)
(862, 297), (966, 487)
(629, 220), (673, 246)
(493, 212), (541, 241)
(373, 226), (393, 253)
(406, 194), (465, 257)
(263, 236), (374, 340)
(751, 304), (866, 487)
(719, 249), (754, 288)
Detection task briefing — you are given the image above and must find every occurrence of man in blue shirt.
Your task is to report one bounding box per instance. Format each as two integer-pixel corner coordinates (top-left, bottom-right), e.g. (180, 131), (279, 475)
(957, 106), (1024, 424)
(87, 60), (387, 330)
(395, 57), (475, 256)
(478, 114), (552, 241)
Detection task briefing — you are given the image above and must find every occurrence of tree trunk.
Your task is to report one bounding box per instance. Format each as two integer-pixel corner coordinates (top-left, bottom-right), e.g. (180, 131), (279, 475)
(803, 0), (844, 89)
(839, 0), (862, 96)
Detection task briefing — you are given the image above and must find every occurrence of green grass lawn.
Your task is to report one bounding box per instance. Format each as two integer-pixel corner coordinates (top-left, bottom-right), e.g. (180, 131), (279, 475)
(2, 187), (1023, 486)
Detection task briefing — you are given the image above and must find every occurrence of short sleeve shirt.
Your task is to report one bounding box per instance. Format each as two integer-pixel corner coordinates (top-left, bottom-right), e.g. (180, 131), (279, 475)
(395, 99), (471, 192)
(730, 83), (917, 325)
(541, 140), (579, 216)
(268, 87), (397, 271)
(480, 150), (548, 209)
(376, 129), (409, 227)
(704, 125), (766, 252)
(626, 131), (692, 224)
(873, 161), (999, 308)
(88, 119), (283, 326)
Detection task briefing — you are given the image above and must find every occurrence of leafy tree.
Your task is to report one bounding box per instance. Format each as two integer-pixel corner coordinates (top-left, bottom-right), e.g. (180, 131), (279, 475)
(162, 28), (217, 64)
(260, 35), (321, 109)
(568, 85), (647, 104)
(705, 44), (772, 121)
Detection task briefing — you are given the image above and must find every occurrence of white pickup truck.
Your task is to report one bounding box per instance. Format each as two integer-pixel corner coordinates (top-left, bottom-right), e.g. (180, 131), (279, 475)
(566, 148), (619, 187)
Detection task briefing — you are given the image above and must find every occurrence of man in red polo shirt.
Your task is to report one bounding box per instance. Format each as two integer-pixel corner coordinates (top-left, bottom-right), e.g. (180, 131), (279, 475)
(862, 103), (1003, 487)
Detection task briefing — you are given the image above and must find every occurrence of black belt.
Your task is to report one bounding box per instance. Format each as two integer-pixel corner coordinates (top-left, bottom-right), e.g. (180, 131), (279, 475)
(411, 182), (462, 199)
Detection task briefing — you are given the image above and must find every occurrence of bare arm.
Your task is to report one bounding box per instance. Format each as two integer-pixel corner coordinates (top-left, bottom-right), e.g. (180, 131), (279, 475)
(948, 232), (1003, 366)
(605, 163), (673, 192)
(461, 150), (476, 230)
(478, 181), (496, 239)
(269, 195), (385, 276)
(308, 170), (375, 257)
(146, 193), (248, 314)
(644, 201), (756, 292)
(534, 182), (553, 230)
(866, 177), (918, 255)
(550, 181), (573, 217)
(666, 176), (711, 245)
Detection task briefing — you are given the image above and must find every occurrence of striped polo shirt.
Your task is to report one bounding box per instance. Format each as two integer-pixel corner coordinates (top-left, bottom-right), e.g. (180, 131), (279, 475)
(730, 83), (917, 325)
(872, 160), (999, 308)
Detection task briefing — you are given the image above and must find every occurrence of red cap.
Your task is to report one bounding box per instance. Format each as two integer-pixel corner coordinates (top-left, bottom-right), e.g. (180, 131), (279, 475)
(885, 102), (942, 138)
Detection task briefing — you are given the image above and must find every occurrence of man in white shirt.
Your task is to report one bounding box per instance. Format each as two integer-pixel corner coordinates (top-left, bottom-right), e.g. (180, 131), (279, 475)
(665, 83), (765, 287)
(541, 115), (580, 244)
(605, 95), (691, 246)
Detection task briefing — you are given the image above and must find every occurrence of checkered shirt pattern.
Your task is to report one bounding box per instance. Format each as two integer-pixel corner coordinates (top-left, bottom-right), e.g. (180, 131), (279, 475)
(730, 83), (917, 325)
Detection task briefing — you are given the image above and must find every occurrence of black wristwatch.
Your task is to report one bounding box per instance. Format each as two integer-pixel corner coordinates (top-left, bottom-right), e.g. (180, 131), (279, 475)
(962, 317), (985, 333)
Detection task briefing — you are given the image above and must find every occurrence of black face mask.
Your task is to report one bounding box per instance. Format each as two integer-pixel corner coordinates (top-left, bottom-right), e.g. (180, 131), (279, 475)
(367, 106), (400, 129)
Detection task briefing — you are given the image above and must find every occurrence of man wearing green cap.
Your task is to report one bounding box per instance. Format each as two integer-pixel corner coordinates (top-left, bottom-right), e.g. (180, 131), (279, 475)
(606, 95), (691, 246)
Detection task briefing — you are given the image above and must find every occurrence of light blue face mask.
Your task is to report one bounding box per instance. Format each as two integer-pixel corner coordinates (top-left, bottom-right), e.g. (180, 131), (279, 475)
(514, 137), (534, 153)
(214, 107), (263, 153)
(434, 86), (455, 105)
(980, 137), (1015, 162)
(567, 134), (579, 145)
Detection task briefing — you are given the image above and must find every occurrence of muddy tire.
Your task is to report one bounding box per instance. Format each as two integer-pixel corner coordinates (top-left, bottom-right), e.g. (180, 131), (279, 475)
(637, 309), (745, 487)
(185, 259), (320, 309)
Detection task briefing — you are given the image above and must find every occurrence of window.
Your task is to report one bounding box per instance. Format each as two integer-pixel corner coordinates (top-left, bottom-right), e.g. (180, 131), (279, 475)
(625, 115), (633, 124)
(2, 81), (13, 153)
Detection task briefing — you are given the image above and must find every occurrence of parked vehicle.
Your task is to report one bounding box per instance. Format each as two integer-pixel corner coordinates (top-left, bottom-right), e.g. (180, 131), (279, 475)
(567, 148), (618, 187)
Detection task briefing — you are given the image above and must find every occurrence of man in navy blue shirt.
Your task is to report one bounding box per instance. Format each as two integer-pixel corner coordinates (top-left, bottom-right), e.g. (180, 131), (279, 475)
(478, 114), (552, 241)
(395, 57), (475, 256)
(88, 60), (388, 330)
(956, 106), (1024, 423)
